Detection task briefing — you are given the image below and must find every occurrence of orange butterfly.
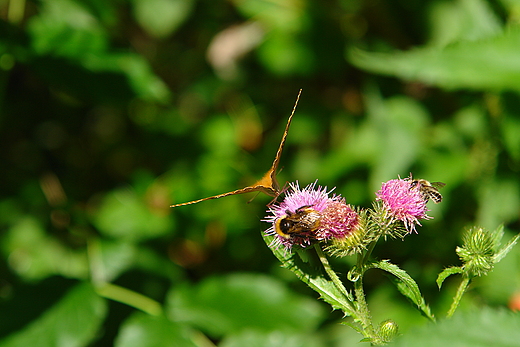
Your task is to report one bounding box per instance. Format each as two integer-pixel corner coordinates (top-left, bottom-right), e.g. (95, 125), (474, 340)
(170, 89), (302, 208)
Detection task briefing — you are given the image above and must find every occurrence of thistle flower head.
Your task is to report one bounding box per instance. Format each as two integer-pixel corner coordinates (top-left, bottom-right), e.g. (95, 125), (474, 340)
(375, 176), (431, 233)
(319, 200), (359, 239)
(263, 181), (359, 251)
(457, 226), (499, 277)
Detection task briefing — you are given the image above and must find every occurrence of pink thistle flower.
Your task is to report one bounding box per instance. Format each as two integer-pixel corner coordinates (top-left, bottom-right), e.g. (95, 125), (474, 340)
(318, 200), (359, 240)
(263, 181), (358, 251)
(375, 177), (431, 233)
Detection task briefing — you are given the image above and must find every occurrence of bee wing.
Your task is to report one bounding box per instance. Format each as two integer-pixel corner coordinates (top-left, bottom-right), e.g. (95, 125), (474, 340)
(431, 182), (446, 188)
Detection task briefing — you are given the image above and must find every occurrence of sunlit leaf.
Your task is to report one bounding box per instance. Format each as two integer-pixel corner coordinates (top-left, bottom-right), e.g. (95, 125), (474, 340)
(132, 0), (195, 38)
(3, 216), (88, 280)
(370, 260), (434, 321)
(389, 307), (520, 346)
(264, 234), (356, 315)
(220, 329), (324, 347)
(26, 0), (108, 57)
(166, 272), (325, 338)
(348, 28), (520, 92)
(93, 188), (173, 241)
(436, 266), (463, 289)
(115, 312), (197, 347)
(428, 0), (501, 47)
(0, 283), (106, 347)
(232, 0), (307, 32)
(494, 230), (520, 263)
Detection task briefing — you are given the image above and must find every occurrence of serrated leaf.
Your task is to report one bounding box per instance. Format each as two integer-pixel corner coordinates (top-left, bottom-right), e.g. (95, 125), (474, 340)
(0, 283), (106, 347)
(389, 307), (520, 347)
(436, 266), (463, 289)
(166, 272), (325, 338)
(114, 312), (197, 347)
(348, 28), (520, 92)
(494, 232), (520, 263)
(370, 260), (434, 321)
(263, 234), (355, 315)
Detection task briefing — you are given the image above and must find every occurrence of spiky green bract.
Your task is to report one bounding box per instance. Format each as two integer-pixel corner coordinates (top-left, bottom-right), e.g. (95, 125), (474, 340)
(442, 225), (520, 318)
(324, 207), (369, 257)
(369, 200), (409, 240)
(457, 226), (500, 277)
(456, 225), (520, 278)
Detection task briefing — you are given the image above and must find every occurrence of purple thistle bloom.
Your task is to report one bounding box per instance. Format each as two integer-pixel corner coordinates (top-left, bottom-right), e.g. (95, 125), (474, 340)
(263, 181), (358, 251)
(375, 177), (431, 233)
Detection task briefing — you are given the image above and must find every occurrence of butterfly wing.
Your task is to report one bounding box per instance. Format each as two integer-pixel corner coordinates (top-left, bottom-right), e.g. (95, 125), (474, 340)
(170, 186), (260, 207)
(256, 88), (302, 195)
(170, 89), (302, 208)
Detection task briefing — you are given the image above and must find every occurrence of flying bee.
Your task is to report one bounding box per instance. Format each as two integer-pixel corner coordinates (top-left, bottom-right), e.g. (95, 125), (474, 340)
(274, 205), (322, 240)
(409, 179), (446, 204)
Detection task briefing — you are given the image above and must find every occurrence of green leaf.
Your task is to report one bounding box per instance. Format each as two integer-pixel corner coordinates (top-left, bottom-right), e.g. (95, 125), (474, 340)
(93, 188), (173, 241)
(264, 234), (355, 315)
(219, 329), (324, 347)
(348, 28), (520, 92)
(27, 0), (108, 57)
(436, 266), (463, 289)
(363, 89), (429, 187)
(370, 260), (434, 321)
(232, 0), (306, 32)
(389, 307), (520, 347)
(132, 0), (195, 38)
(166, 272), (325, 338)
(114, 312), (197, 347)
(428, 0), (501, 47)
(3, 216), (88, 280)
(0, 283), (107, 347)
(257, 31), (313, 76)
(494, 231), (520, 263)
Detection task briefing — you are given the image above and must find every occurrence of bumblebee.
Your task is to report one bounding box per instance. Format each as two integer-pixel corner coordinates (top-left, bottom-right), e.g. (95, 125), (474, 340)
(409, 179), (446, 204)
(274, 205), (322, 239)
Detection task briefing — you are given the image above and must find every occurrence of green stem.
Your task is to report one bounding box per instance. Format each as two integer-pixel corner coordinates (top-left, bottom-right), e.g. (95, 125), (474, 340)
(314, 244), (352, 301)
(314, 244), (378, 340)
(96, 282), (163, 316)
(361, 239), (378, 266)
(447, 276), (471, 318)
(354, 253), (377, 340)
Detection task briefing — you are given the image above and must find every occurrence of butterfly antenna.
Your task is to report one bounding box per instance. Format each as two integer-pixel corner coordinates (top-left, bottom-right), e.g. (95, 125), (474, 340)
(271, 89), (302, 170)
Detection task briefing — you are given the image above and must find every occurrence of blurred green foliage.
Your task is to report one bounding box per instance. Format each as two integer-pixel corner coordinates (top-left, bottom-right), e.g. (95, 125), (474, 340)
(0, 0), (519, 345)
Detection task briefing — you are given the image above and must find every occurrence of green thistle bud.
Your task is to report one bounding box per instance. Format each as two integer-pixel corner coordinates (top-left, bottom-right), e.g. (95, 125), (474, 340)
(324, 208), (369, 257)
(378, 319), (399, 343)
(456, 226), (498, 277)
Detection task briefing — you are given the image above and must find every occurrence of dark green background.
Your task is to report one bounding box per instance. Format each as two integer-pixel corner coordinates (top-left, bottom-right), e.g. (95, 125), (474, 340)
(1, 0), (519, 346)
